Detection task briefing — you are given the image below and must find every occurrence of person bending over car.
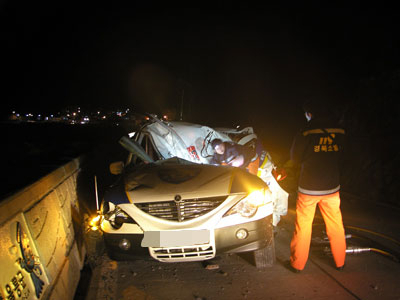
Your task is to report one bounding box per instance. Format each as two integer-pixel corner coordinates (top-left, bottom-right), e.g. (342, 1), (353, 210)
(210, 138), (258, 174)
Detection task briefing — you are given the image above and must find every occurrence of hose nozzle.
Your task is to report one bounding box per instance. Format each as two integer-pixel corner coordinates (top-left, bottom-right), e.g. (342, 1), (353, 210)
(324, 246), (371, 255)
(345, 247), (371, 254)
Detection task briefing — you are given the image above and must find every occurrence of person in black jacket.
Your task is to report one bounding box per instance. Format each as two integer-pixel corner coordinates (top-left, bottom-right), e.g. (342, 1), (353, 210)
(288, 99), (346, 273)
(210, 138), (254, 169)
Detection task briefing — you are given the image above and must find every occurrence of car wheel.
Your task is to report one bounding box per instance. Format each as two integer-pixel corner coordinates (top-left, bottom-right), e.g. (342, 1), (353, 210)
(253, 236), (276, 269)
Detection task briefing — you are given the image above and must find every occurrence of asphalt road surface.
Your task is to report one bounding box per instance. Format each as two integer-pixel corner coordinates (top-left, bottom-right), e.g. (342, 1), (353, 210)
(80, 192), (400, 300)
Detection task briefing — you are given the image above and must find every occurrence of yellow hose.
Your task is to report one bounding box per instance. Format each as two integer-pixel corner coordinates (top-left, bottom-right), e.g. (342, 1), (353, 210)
(344, 225), (400, 247)
(370, 248), (400, 262)
(312, 223), (400, 246)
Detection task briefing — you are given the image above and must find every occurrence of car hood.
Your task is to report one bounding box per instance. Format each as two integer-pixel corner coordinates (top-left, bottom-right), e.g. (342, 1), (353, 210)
(124, 157), (266, 203)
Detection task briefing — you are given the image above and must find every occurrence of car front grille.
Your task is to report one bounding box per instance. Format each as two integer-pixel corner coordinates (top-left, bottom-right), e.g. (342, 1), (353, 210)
(134, 196), (227, 222)
(149, 245), (215, 262)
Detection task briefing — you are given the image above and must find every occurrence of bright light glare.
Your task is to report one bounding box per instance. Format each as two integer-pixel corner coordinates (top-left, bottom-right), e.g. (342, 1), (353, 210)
(89, 215), (101, 229)
(246, 190), (267, 207)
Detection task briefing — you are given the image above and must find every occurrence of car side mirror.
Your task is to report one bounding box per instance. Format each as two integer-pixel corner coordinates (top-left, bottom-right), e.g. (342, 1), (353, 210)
(109, 161), (124, 175)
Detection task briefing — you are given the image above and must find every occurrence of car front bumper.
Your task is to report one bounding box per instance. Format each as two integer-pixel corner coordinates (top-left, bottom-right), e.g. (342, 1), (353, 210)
(103, 215), (273, 262)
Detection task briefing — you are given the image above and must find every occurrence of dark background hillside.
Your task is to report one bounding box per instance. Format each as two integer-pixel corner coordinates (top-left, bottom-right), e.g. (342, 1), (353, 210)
(1, 3), (399, 209)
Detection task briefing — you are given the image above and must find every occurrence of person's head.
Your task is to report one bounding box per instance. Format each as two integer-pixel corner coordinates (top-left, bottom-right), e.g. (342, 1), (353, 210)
(211, 138), (225, 154)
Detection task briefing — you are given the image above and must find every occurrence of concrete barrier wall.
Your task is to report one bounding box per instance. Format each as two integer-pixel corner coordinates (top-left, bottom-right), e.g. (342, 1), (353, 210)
(0, 158), (86, 300)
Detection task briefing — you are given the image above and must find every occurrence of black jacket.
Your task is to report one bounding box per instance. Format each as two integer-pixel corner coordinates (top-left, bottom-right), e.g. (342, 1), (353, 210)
(210, 142), (254, 168)
(290, 117), (345, 195)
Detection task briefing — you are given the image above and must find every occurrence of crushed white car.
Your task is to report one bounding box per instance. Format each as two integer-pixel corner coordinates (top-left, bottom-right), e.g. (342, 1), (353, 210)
(98, 115), (288, 268)
(127, 115), (288, 225)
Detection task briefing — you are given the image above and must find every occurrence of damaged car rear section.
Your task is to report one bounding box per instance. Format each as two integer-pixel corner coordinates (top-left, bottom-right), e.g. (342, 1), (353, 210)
(98, 117), (287, 268)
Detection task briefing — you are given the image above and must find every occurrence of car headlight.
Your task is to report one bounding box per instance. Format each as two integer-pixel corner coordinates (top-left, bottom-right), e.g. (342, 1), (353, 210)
(224, 188), (271, 218)
(103, 204), (136, 229)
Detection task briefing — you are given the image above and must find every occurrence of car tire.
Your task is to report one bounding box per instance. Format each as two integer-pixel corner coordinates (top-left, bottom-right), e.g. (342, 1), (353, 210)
(253, 236), (276, 269)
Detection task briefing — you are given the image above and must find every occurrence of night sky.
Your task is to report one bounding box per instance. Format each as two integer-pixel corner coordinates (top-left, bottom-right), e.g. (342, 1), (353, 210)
(1, 2), (400, 133)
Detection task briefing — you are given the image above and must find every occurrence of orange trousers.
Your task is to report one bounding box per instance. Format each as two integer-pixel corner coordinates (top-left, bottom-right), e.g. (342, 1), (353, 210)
(290, 191), (346, 270)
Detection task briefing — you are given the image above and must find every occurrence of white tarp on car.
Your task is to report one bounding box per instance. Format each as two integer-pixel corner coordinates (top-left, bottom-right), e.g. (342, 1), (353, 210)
(143, 120), (232, 164)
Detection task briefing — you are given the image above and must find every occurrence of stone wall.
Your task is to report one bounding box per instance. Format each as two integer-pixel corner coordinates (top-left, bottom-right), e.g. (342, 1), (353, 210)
(0, 158), (86, 300)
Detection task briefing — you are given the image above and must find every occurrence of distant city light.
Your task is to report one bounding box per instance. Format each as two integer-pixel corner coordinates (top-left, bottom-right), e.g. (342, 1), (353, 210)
(8, 107), (138, 125)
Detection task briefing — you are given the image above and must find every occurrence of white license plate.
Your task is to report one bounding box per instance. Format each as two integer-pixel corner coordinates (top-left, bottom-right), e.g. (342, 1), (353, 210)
(141, 230), (210, 247)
